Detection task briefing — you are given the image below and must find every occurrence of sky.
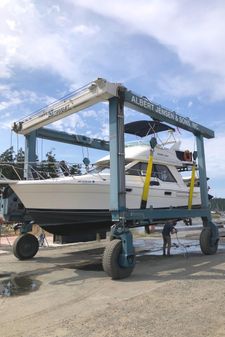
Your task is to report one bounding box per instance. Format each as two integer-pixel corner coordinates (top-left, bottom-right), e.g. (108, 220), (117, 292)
(0, 0), (225, 197)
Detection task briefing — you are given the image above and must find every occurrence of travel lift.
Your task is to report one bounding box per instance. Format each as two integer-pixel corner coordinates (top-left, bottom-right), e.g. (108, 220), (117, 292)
(11, 78), (219, 279)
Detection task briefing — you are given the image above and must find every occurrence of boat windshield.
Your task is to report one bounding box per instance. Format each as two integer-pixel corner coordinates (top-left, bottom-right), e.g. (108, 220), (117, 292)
(88, 160), (132, 175)
(87, 160), (176, 182)
(88, 164), (110, 175)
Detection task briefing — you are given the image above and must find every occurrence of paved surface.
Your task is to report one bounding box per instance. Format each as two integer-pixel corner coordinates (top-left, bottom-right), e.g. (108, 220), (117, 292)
(1, 232), (225, 337)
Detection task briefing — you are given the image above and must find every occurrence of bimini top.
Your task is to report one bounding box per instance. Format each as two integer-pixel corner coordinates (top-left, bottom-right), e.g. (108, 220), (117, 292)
(124, 120), (175, 138)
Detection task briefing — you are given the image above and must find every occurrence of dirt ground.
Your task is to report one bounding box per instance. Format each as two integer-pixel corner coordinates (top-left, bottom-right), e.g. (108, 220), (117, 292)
(1, 230), (225, 337)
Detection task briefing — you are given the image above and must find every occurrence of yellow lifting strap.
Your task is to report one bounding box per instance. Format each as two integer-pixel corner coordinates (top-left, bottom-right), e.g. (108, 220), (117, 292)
(140, 149), (154, 209)
(188, 163), (196, 210)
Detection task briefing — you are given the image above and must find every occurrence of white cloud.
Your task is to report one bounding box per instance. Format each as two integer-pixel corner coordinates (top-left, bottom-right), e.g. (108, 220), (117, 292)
(1, 0), (225, 101)
(157, 72), (225, 101)
(6, 19), (16, 31)
(204, 135), (225, 178)
(51, 105), (109, 139)
(177, 132), (225, 180)
(68, 0), (225, 99)
(69, 0), (224, 74)
(80, 109), (98, 118)
(0, 85), (54, 109)
(0, 84), (55, 131)
(0, 0), (88, 82)
(52, 114), (86, 134)
(71, 24), (100, 35)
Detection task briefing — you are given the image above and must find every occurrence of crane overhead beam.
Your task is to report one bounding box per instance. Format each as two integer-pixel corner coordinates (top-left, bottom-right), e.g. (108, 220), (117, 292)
(124, 91), (214, 139)
(12, 78), (120, 135)
(36, 127), (109, 151)
(12, 78), (214, 139)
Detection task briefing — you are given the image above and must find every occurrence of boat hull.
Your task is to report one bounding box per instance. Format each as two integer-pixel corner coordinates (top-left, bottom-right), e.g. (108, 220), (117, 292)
(11, 177), (201, 211)
(28, 208), (111, 235)
(8, 176), (201, 236)
(26, 205), (201, 237)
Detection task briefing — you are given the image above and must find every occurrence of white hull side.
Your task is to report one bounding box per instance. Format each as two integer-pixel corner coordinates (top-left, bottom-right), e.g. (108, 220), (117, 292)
(11, 177), (201, 211)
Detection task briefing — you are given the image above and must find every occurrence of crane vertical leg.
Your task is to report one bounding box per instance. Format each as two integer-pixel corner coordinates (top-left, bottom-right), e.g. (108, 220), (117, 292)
(196, 134), (219, 254)
(102, 90), (135, 279)
(24, 131), (37, 179)
(6, 131), (39, 260)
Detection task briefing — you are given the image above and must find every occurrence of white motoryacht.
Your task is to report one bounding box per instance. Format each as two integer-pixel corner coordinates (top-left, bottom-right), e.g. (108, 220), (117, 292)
(0, 121), (201, 237)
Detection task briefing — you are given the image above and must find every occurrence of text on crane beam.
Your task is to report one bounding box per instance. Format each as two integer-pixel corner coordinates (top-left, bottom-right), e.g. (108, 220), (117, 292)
(47, 104), (71, 118)
(130, 95), (199, 131)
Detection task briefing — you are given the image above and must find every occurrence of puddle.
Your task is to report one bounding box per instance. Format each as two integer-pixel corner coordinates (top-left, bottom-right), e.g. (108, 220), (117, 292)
(134, 238), (201, 256)
(0, 275), (41, 297)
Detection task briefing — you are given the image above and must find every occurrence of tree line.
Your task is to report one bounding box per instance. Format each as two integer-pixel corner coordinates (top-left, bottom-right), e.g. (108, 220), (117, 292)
(0, 146), (81, 179)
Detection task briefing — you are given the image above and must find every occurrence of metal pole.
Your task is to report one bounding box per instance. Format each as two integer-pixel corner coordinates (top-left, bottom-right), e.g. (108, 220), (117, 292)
(196, 134), (209, 209)
(24, 131), (36, 179)
(109, 92), (126, 218)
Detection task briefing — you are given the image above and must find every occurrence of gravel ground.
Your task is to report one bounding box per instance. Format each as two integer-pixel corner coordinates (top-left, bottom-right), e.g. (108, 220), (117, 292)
(0, 229), (225, 337)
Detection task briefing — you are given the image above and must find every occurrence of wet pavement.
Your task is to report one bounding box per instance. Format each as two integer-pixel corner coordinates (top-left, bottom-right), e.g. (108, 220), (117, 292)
(1, 232), (225, 337)
(0, 223), (225, 300)
(134, 237), (201, 256)
(0, 234), (225, 299)
(0, 274), (41, 297)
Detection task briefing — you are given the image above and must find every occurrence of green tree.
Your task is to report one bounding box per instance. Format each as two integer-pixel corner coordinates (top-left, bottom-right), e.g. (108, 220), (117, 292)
(0, 146), (14, 162)
(69, 163), (82, 175)
(38, 150), (59, 178)
(15, 147), (25, 162)
(46, 150), (58, 177)
(14, 147), (25, 179)
(0, 146), (83, 180)
(0, 147), (18, 179)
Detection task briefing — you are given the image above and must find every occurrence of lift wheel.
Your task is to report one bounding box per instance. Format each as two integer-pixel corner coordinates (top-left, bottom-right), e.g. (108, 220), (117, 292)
(13, 233), (39, 260)
(102, 239), (135, 280)
(200, 228), (218, 255)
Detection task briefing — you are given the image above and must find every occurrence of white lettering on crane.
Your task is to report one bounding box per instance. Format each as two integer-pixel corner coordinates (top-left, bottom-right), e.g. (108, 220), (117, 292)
(130, 94), (199, 131)
(46, 104), (71, 118)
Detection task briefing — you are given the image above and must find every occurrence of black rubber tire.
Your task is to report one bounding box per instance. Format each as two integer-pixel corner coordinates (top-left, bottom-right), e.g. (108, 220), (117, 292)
(200, 228), (218, 255)
(102, 239), (135, 280)
(13, 234), (39, 260)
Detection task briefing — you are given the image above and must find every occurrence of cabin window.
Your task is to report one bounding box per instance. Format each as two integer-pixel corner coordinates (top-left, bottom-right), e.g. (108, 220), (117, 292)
(153, 164), (176, 182)
(126, 162), (147, 176)
(126, 162), (176, 182)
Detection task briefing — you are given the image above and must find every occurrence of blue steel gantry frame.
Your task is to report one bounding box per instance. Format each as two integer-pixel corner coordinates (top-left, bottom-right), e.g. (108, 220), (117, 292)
(14, 79), (218, 276)
(23, 128), (109, 178)
(108, 86), (218, 268)
(109, 87), (214, 219)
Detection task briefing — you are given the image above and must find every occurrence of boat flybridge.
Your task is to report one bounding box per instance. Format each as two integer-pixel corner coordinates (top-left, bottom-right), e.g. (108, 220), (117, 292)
(0, 120), (201, 239)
